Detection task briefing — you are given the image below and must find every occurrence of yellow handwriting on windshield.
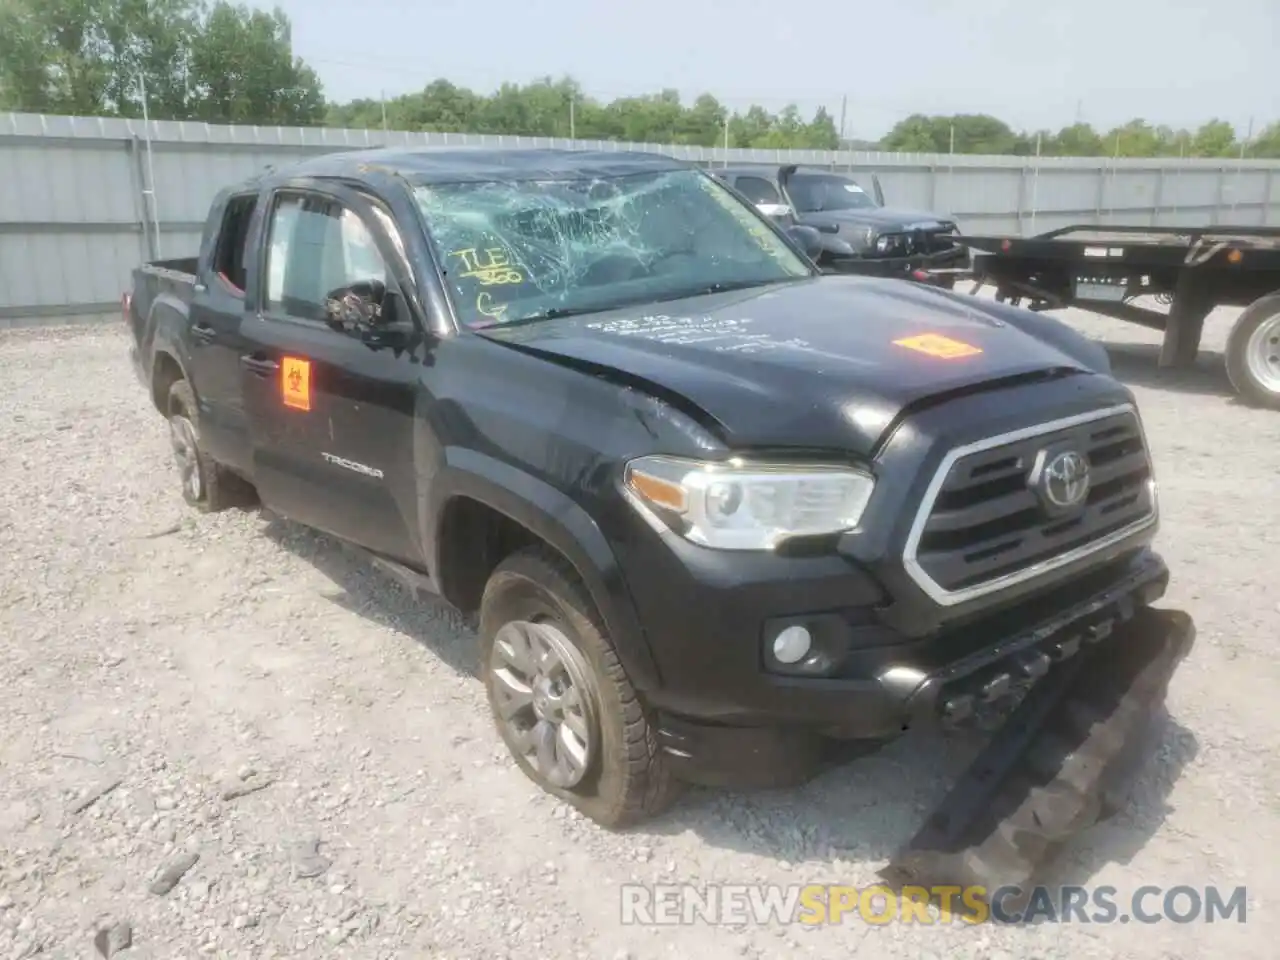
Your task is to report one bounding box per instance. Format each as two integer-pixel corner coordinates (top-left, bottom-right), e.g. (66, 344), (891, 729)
(450, 247), (524, 285)
(475, 291), (509, 322)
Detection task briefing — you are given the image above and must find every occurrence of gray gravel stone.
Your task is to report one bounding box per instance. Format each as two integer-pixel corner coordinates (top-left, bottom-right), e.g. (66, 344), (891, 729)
(149, 852), (200, 895)
(92, 920), (133, 957)
(67, 776), (122, 815)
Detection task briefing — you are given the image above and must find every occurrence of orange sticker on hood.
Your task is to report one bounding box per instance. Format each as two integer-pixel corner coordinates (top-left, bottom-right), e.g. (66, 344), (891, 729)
(893, 333), (983, 359)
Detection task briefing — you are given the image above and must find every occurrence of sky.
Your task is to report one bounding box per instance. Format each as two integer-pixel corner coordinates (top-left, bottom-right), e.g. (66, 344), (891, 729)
(258, 0), (1279, 140)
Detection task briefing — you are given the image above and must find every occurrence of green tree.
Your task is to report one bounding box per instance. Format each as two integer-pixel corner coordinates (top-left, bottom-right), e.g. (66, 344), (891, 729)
(1099, 119), (1166, 157)
(0, 0), (194, 116)
(1190, 119), (1237, 157)
(0, 0), (322, 123)
(880, 114), (1022, 154)
(326, 77), (845, 150)
(1050, 123), (1105, 156)
(3, 18), (1277, 158)
(187, 3), (323, 125)
(1252, 122), (1280, 159)
(880, 114), (947, 152)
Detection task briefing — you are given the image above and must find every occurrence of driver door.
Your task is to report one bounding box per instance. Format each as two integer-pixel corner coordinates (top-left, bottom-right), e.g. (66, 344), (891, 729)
(239, 182), (420, 561)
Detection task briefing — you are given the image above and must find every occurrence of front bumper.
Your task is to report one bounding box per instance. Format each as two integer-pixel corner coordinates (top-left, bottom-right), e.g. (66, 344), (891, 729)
(645, 548), (1169, 788)
(826, 243), (971, 279)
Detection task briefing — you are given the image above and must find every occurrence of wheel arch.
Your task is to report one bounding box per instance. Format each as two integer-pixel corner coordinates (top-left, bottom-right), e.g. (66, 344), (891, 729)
(427, 449), (662, 693)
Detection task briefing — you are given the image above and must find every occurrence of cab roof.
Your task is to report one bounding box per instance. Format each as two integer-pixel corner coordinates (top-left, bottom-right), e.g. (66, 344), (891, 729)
(252, 146), (692, 186)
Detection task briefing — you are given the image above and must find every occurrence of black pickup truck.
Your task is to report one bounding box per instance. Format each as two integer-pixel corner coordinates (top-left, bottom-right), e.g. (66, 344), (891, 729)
(125, 147), (1193, 890)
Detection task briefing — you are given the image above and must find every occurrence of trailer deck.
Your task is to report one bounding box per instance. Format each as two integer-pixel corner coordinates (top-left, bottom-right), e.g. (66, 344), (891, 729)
(944, 224), (1280, 409)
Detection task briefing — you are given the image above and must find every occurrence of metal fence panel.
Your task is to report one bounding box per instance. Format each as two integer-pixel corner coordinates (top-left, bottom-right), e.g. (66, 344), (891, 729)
(4, 110), (1280, 326)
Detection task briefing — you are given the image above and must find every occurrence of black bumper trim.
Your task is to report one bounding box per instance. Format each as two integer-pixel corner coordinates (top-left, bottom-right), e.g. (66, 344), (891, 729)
(655, 551), (1168, 788)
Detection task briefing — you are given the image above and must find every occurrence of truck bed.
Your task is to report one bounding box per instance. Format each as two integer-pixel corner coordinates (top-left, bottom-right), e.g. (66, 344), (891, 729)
(127, 257), (200, 384)
(141, 256), (199, 281)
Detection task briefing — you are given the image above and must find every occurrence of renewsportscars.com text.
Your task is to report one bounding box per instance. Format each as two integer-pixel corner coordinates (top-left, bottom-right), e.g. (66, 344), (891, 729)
(620, 883), (1248, 926)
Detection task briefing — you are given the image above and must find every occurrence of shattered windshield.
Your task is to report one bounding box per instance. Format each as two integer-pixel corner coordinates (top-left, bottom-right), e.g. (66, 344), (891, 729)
(411, 169), (813, 327)
(786, 173), (878, 213)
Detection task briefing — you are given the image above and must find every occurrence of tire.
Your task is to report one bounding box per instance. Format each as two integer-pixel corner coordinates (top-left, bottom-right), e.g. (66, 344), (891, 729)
(479, 546), (680, 828)
(165, 380), (256, 512)
(1225, 293), (1280, 410)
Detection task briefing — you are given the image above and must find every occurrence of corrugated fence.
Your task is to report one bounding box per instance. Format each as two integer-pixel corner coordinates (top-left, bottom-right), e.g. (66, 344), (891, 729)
(3, 110), (1280, 327)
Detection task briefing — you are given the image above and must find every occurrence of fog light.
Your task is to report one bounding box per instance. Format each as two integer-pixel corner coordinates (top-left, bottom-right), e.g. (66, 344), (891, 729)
(772, 625), (812, 664)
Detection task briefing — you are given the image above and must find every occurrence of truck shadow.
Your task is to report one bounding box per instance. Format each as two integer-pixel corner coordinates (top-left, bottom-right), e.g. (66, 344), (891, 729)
(642, 708), (1198, 900)
(1101, 340), (1238, 402)
(259, 512), (1201, 902)
(1034, 710), (1200, 892)
(259, 514), (481, 679)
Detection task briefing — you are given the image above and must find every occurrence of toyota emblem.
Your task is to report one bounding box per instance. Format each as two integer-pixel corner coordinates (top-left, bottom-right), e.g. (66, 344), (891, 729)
(1041, 450), (1091, 508)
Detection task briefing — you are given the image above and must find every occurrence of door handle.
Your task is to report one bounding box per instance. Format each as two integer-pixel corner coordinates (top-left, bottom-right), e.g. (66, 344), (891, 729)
(240, 355), (280, 377)
(191, 323), (216, 343)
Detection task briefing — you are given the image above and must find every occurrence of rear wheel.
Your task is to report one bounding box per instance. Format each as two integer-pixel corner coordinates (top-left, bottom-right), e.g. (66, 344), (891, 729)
(479, 546), (679, 827)
(1226, 293), (1280, 410)
(166, 380), (255, 511)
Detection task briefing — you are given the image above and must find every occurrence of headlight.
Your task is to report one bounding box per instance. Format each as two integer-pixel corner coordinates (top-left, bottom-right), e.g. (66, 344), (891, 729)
(622, 455), (875, 550)
(875, 234), (897, 254)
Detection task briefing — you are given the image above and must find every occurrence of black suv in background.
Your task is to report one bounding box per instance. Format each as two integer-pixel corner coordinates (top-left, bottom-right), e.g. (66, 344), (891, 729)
(711, 163), (970, 283)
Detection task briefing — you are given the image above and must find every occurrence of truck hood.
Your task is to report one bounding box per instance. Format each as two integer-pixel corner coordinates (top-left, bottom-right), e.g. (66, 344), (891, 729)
(805, 207), (955, 232)
(475, 275), (1101, 457)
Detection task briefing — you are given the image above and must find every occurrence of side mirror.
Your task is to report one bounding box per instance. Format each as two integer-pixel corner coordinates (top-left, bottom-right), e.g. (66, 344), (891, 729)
(786, 224), (824, 261)
(324, 278), (386, 329)
(756, 201), (795, 221)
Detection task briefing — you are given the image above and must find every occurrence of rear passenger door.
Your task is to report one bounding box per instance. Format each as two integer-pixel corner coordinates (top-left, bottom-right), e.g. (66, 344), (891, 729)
(187, 191), (258, 472)
(239, 182), (424, 563)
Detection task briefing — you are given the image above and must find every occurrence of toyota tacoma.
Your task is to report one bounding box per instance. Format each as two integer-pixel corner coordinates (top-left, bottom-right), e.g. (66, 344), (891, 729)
(124, 147), (1194, 892)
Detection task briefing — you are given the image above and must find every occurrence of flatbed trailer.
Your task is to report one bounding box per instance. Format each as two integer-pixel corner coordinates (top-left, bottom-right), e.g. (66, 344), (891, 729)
(944, 224), (1280, 410)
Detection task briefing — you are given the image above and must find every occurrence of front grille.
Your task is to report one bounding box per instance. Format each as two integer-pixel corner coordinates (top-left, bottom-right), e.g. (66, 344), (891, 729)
(873, 228), (960, 258)
(914, 229), (959, 255)
(905, 406), (1156, 604)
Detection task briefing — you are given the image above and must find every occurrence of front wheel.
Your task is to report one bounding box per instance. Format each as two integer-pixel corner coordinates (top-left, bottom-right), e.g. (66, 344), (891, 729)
(479, 547), (679, 827)
(1226, 293), (1280, 410)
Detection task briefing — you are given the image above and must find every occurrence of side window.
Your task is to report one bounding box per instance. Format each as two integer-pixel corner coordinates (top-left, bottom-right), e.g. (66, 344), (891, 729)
(733, 176), (782, 205)
(264, 193), (389, 322)
(212, 193), (257, 293)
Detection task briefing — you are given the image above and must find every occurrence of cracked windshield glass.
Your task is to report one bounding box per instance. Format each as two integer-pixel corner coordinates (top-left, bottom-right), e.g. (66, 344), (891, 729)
(413, 169), (811, 327)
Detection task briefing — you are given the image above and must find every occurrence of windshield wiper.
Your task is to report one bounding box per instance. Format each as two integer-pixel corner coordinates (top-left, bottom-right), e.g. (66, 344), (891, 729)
(656, 277), (796, 302)
(480, 304), (613, 329)
(476, 279), (799, 330)
(515, 305), (609, 323)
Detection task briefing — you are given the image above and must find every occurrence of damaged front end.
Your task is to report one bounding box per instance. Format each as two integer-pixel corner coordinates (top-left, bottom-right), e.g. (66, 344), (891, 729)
(881, 604), (1195, 898)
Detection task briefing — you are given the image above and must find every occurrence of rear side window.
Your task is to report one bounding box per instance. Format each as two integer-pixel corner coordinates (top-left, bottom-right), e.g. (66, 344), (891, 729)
(212, 194), (258, 293)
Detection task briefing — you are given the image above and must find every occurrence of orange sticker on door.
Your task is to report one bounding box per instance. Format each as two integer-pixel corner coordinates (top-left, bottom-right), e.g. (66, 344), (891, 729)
(893, 333), (983, 359)
(282, 356), (311, 411)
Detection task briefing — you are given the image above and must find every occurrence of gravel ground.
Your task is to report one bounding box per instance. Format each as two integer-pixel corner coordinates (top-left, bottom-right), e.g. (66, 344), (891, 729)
(2, 303), (1278, 959)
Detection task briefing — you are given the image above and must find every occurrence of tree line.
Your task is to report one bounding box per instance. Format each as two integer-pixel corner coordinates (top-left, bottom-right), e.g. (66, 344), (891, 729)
(4, 2), (1279, 159)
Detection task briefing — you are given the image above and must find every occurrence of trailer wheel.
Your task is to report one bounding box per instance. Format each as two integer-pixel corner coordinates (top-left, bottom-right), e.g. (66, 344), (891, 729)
(1226, 293), (1280, 410)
